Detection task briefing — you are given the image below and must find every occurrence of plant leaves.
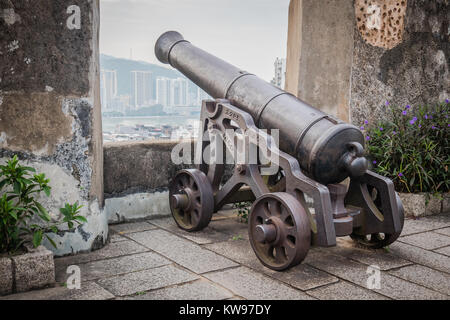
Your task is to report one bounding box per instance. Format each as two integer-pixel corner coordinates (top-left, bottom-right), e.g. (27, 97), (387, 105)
(34, 202), (51, 222)
(43, 186), (51, 197)
(73, 216), (87, 223)
(45, 234), (57, 249)
(32, 231), (43, 248)
(13, 181), (21, 194)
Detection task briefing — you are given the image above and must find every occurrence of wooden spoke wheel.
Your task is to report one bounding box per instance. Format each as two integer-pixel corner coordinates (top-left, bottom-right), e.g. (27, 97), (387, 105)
(350, 192), (405, 249)
(248, 192), (311, 271)
(169, 169), (214, 232)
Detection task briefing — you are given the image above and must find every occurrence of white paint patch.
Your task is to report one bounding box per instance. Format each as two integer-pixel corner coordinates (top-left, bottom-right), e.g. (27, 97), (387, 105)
(7, 40), (19, 52)
(1, 8), (21, 25)
(43, 200), (108, 256)
(24, 57), (31, 65)
(105, 191), (171, 224)
(45, 85), (54, 92)
(0, 132), (7, 146)
(435, 50), (446, 66)
(0, 95), (3, 106)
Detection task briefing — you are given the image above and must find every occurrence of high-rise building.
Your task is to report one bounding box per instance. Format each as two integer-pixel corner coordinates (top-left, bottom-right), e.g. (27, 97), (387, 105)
(170, 78), (189, 106)
(100, 69), (117, 111)
(131, 71), (153, 109)
(156, 77), (171, 109)
(196, 87), (210, 106)
(110, 95), (130, 113)
(271, 58), (286, 89)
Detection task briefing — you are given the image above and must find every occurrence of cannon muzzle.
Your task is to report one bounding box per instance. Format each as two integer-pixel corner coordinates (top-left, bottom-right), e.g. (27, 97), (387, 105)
(155, 31), (368, 184)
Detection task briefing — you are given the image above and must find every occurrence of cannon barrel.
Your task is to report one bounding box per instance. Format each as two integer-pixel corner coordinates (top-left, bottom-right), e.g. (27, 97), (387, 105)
(155, 31), (368, 185)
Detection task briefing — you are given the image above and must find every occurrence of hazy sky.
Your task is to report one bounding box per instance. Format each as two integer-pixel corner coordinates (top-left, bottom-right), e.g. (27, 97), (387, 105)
(100, 0), (290, 81)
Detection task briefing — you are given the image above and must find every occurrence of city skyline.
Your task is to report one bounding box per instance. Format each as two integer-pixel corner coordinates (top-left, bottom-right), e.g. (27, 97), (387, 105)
(100, 54), (286, 115)
(100, 69), (207, 114)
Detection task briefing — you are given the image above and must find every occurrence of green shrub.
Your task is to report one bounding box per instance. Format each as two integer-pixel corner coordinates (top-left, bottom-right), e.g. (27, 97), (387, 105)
(233, 202), (251, 223)
(0, 155), (87, 254)
(362, 101), (449, 194)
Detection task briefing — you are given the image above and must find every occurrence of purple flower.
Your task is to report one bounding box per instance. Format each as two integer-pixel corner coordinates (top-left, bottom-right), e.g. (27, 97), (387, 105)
(360, 126), (364, 130)
(418, 124), (422, 128)
(364, 120), (369, 125)
(448, 124), (450, 127)
(366, 136), (371, 141)
(402, 110), (407, 116)
(406, 105), (410, 109)
(373, 160), (377, 164)
(424, 114), (428, 119)
(446, 99), (449, 104)
(409, 117), (417, 125)
(385, 101), (389, 106)
(398, 172), (403, 177)
(392, 131), (397, 135)
(379, 127), (383, 131)
(432, 125), (437, 130)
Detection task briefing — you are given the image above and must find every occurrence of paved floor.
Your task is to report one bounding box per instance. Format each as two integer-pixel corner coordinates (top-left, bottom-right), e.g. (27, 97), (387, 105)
(2, 210), (450, 300)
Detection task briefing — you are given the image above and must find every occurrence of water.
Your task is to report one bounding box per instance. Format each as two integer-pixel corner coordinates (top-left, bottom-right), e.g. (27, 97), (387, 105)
(102, 115), (201, 132)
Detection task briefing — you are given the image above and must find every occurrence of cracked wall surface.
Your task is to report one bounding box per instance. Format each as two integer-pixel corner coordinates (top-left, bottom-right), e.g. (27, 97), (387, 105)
(0, 0), (106, 256)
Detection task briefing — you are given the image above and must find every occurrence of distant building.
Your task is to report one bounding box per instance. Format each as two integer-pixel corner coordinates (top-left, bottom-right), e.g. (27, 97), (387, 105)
(131, 71), (153, 109)
(100, 69), (117, 111)
(170, 78), (189, 106)
(271, 58), (286, 89)
(196, 87), (210, 106)
(156, 77), (171, 109)
(110, 94), (130, 113)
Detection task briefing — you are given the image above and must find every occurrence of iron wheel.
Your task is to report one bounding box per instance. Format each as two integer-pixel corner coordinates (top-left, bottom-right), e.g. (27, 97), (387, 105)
(169, 169), (214, 231)
(248, 192), (310, 271)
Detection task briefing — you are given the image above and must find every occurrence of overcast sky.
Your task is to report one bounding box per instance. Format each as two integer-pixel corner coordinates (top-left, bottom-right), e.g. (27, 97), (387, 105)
(100, 0), (290, 81)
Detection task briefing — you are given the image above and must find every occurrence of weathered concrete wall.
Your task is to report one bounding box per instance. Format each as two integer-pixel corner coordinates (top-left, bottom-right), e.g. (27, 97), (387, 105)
(103, 140), (194, 223)
(0, 0), (106, 255)
(286, 0), (449, 125)
(286, 0), (354, 122)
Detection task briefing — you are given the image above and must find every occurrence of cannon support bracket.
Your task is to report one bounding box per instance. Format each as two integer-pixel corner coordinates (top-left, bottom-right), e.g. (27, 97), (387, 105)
(195, 99), (342, 246)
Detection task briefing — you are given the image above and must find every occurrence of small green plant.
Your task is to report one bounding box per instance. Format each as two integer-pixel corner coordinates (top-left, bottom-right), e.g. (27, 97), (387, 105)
(233, 201), (251, 223)
(231, 235), (243, 241)
(362, 101), (449, 195)
(0, 155), (87, 254)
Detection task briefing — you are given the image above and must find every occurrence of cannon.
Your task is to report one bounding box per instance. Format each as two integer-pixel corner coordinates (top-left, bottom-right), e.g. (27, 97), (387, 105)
(156, 31), (404, 271)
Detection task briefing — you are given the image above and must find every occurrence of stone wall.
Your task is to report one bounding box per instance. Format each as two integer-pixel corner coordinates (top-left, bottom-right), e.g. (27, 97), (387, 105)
(103, 140), (194, 223)
(0, 0), (106, 255)
(286, 0), (449, 126)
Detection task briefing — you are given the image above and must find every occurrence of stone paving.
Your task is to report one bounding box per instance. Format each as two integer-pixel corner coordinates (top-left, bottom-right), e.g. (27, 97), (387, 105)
(1, 211), (450, 300)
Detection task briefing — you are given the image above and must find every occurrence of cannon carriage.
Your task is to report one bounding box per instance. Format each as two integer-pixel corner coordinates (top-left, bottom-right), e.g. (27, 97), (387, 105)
(156, 31), (404, 271)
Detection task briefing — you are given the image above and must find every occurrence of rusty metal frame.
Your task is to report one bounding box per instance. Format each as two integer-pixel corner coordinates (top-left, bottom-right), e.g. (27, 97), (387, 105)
(345, 170), (403, 235)
(197, 99), (337, 247)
